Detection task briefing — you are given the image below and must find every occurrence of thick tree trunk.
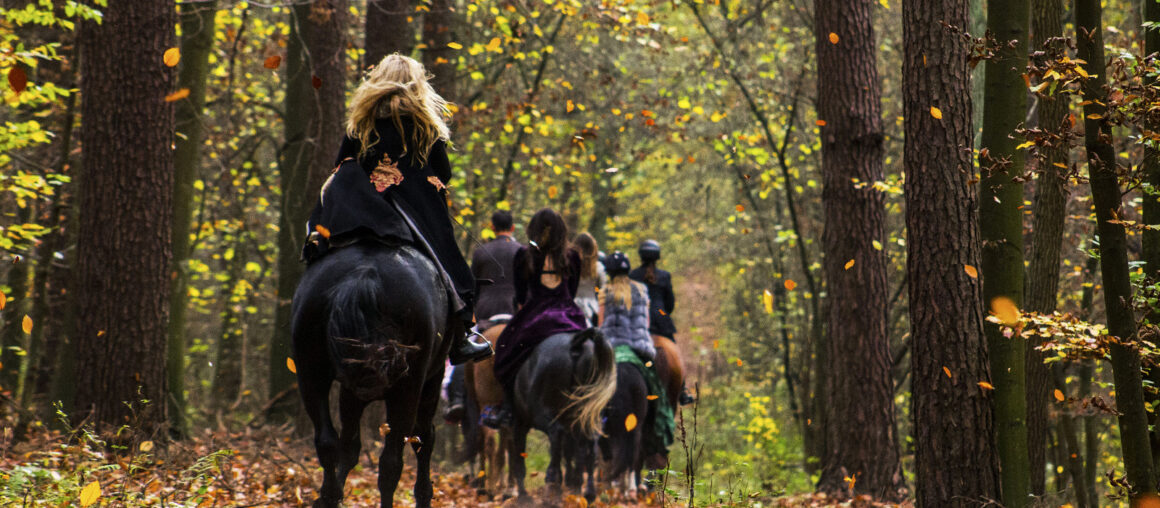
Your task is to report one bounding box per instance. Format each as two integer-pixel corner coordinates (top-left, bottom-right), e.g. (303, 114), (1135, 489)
(814, 0), (905, 501)
(1025, 0), (1069, 496)
(422, 0), (455, 103)
(902, 0), (1002, 505)
(365, 0), (414, 66)
(1141, 0), (1160, 471)
(168, 0), (217, 437)
(269, 0), (348, 422)
(1074, 0), (1157, 496)
(73, 0), (175, 432)
(979, 1), (1031, 505)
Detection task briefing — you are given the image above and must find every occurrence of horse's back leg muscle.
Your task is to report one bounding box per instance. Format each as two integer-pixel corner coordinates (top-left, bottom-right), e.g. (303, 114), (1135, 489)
(509, 424), (531, 499)
(378, 379), (423, 508)
(411, 372), (443, 508)
(336, 388), (366, 487)
(298, 371), (341, 507)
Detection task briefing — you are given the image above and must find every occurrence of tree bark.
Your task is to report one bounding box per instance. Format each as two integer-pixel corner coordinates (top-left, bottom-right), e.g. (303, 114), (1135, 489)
(422, 0), (455, 103)
(979, 0), (1031, 505)
(269, 0), (348, 422)
(902, 0), (1002, 505)
(1074, 0), (1157, 495)
(365, 0), (414, 66)
(1025, 0), (1069, 496)
(814, 0), (905, 501)
(168, 0), (217, 437)
(73, 0), (175, 432)
(1141, 0), (1160, 471)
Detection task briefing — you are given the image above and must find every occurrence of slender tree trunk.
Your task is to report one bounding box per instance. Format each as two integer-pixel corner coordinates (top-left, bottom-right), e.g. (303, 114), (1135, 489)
(365, 0), (414, 66)
(1074, 0), (1157, 496)
(269, 0), (348, 422)
(422, 0), (455, 103)
(814, 0), (905, 501)
(1054, 366), (1091, 508)
(1026, 0), (1069, 496)
(73, 0), (175, 432)
(168, 0), (217, 437)
(1141, 0), (1160, 470)
(903, 0), (1002, 505)
(1, 224), (31, 393)
(1079, 252), (1101, 507)
(212, 243), (246, 413)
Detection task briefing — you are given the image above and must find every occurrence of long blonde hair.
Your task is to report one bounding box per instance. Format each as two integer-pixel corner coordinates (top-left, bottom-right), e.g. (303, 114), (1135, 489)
(346, 54), (450, 166)
(608, 274), (635, 308)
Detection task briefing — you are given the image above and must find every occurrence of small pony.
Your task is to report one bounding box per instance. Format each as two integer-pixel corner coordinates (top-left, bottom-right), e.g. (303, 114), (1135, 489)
(291, 241), (457, 508)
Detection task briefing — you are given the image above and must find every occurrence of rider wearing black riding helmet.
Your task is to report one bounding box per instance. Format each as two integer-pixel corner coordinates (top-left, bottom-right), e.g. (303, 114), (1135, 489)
(629, 240), (694, 405)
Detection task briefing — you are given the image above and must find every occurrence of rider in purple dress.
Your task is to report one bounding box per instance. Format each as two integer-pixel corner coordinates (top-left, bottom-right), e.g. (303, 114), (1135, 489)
(485, 209), (588, 428)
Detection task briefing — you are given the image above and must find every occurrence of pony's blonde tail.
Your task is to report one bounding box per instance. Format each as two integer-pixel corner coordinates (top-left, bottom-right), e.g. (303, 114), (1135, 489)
(563, 329), (617, 438)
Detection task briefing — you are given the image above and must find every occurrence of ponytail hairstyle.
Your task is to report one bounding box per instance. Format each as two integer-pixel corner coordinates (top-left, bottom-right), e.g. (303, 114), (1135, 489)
(573, 232), (599, 280)
(525, 208), (570, 279)
(608, 274), (634, 308)
(346, 54), (450, 166)
(638, 239), (661, 284)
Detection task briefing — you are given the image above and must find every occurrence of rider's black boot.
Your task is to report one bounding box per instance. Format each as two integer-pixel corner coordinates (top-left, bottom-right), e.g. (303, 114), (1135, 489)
(448, 308), (493, 365)
(678, 384), (695, 406)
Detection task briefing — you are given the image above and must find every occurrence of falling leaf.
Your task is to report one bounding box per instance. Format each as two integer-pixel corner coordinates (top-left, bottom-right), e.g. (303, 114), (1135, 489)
(964, 265), (978, 278)
(163, 47), (180, 67)
(1054, 389), (1065, 402)
(844, 473), (856, 490)
(990, 296), (1020, 326)
(139, 441), (154, 452)
(21, 315), (32, 334)
(286, 357), (297, 374)
(735, 204), (745, 212)
(977, 381), (994, 390)
(263, 55), (282, 69)
(942, 366), (952, 378)
(312, 75), (322, 89)
(784, 279), (797, 291)
(165, 88), (190, 102)
(736, 358), (744, 367)
(872, 240), (883, 251)
(815, 119), (826, 126)
(79, 481), (101, 507)
(405, 436), (422, 444)
(712, 339), (719, 349)
(625, 413), (638, 431)
(485, 37), (502, 52)
(828, 32), (839, 44)
(379, 423), (391, 436)
(447, 42), (463, 50)
(0, 291), (6, 310)
(930, 106), (943, 119)
(520, 452), (528, 457)
(548, 185), (559, 199)
(566, 100), (575, 113)
(762, 290), (773, 314)
(844, 259), (855, 270)
(315, 224), (331, 238)
(647, 395), (659, 401)
(8, 66), (27, 94)
(636, 11), (650, 25)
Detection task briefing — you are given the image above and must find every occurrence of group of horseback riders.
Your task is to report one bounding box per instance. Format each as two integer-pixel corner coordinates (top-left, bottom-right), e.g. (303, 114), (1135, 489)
(300, 53), (691, 498)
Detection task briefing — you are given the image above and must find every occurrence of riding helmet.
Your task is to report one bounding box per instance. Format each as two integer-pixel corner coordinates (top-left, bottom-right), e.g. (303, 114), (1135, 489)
(638, 239), (661, 261)
(604, 251), (631, 276)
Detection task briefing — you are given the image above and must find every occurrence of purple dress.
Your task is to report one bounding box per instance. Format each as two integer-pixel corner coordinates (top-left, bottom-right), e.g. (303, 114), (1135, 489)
(493, 247), (588, 386)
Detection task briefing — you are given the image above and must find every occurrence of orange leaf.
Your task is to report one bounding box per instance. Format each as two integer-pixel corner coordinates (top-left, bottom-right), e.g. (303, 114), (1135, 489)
(8, 66), (27, 94)
(735, 204), (745, 212)
(784, 279), (797, 291)
(990, 296), (1020, 326)
(264, 55), (282, 69)
(165, 88), (190, 102)
(844, 259), (855, 270)
(828, 32), (839, 44)
(21, 315), (32, 334)
(0, 291), (6, 310)
(815, 119), (826, 126)
(163, 47), (180, 67)
(977, 381), (994, 390)
(379, 423), (391, 436)
(930, 106), (943, 119)
(566, 100), (575, 113)
(625, 413), (637, 431)
(735, 358), (743, 367)
(942, 366), (952, 378)
(647, 395), (659, 401)
(964, 265), (978, 278)
(1054, 389), (1065, 402)
(286, 357), (297, 374)
(548, 185), (559, 199)
(315, 224), (332, 239)
(712, 339), (719, 349)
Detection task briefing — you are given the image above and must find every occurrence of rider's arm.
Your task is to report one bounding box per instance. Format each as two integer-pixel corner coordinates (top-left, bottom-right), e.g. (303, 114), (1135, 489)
(513, 248), (529, 308)
(429, 140), (452, 185)
(335, 135), (360, 167)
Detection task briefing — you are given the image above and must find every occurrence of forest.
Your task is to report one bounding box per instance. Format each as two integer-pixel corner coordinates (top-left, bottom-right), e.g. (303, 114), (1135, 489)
(7, 0), (1160, 506)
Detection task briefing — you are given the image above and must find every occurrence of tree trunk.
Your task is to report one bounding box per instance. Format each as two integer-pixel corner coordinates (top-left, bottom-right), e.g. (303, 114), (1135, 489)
(269, 0), (348, 422)
(365, 0), (414, 66)
(979, 1), (1031, 505)
(422, 0), (455, 103)
(902, 0), (1002, 505)
(73, 0), (175, 432)
(1074, 0), (1157, 495)
(1, 224), (31, 394)
(1141, 0), (1160, 471)
(168, 0), (217, 437)
(212, 244), (246, 413)
(1025, 0), (1069, 496)
(814, 0), (905, 501)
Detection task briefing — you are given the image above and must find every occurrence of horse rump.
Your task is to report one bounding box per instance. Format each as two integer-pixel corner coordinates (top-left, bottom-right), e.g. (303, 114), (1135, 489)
(326, 265), (416, 400)
(562, 328), (617, 438)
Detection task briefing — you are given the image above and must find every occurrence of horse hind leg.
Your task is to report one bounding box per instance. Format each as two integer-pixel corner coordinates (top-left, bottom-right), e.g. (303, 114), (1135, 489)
(508, 423), (531, 501)
(336, 388), (367, 489)
(298, 371), (343, 507)
(378, 381), (422, 508)
(411, 373), (443, 508)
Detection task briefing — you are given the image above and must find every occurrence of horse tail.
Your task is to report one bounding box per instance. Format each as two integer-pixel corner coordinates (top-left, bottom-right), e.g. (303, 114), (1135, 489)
(326, 266), (414, 399)
(563, 328), (617, 438)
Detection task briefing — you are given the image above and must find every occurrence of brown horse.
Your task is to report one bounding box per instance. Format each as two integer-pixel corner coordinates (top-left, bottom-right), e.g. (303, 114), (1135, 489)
(463, 323), (512, 498)
(645, 335), (684, 468)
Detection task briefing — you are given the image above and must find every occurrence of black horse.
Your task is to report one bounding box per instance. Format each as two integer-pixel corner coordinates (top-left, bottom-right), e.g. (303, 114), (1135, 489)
(291, 241), (457, 508)
(600, 361), (649, 499)
(507, 329), (617, 502)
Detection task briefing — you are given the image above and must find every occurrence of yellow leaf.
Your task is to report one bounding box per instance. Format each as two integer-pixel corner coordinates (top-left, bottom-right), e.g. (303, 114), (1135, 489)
(872, 240), (883, 251)
(990, 296), (1021, 326)
(286, 357), (297, 374)
(21, 315), (32, 334)
(79, 481), (101, 507)
(844, 259), (855, 270)
(762, 290), (773, 314)
(1015, 140), (1035, 150)
(548, 185), (558, 199)
(636, 11), (649, 25)
(964, 265), (978, 278)
(930, 106), (943, 119)
(978, 381), (994, 390)
(163, 47), (180, 67)
(1054, 389), (1065, 402)
(943, 366), (952, 378)
(139, 440), (154, 452)
(485, 37), (502, 52)
(784, 279), (797, 291)
(165, 88), (190, 102)
(828, 32), (839, 44)
(625, 413), (637, 431)
(447, 42), (463, 50)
